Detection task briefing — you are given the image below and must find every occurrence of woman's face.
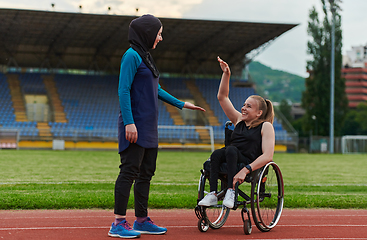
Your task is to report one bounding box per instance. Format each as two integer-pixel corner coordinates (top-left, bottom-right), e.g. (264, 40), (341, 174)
(152, 26), (163, 49)
(240, 97), (262, 123)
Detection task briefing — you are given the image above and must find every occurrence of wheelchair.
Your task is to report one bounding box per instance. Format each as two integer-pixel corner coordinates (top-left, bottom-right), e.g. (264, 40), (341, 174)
(194, 121), (284, 235)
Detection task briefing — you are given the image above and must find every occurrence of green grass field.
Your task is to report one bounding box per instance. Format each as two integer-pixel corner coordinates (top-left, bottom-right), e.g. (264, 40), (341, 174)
(0, 150), (366, 209)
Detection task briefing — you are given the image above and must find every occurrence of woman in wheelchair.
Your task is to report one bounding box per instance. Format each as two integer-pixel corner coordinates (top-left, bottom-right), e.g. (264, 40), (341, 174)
(198, 56), (275, 209)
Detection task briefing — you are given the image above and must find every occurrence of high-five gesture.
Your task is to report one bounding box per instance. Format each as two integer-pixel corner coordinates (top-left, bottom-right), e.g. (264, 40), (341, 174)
(217, 56), (231, 74)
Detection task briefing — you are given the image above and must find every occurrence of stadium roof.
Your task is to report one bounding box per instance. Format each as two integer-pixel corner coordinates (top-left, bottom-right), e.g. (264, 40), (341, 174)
(0, 8), (297, 76)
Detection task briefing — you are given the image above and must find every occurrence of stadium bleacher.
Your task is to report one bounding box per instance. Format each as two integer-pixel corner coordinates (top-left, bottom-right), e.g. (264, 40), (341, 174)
(51, 74), (119, 139)
(19, 73), (47, 94)
(160, 77), (193, 99)
(0, 73), (39, 137)
(0, 73), (288, 144)
(0, 73), (14, 126)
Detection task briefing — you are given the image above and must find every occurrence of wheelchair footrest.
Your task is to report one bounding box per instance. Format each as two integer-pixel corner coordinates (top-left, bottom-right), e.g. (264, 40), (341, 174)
(194, 205), (203, 220)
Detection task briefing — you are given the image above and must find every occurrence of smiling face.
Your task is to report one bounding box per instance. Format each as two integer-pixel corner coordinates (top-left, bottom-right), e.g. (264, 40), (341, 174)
(152, 26), (163, 49)
(240, 97), (263, 124)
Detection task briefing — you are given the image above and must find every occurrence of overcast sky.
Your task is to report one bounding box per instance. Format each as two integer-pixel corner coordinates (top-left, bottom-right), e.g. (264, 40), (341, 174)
(1, 0), (367, 78)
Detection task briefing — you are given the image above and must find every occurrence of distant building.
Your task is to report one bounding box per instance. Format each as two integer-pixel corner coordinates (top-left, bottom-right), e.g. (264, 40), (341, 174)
(291, 103), (305, 120)
(342, 44), (367, 108)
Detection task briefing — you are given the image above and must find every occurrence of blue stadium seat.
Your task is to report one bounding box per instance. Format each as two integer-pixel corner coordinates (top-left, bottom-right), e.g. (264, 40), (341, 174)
(0, 72), (287, 143)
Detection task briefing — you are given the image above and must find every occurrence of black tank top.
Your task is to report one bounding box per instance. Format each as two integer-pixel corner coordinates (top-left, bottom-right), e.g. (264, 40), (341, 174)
(230, 121), (263, 163)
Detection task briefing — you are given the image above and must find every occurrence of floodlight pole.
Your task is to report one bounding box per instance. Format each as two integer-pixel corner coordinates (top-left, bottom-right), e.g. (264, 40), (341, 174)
(329, 0), (335, 154)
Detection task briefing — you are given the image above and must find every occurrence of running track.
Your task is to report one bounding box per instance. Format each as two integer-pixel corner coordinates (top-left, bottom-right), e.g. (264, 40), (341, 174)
(1, 209), (367, 240)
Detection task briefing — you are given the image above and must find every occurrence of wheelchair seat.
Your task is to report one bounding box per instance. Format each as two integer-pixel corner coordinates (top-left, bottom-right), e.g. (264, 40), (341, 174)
(202, 159), (254, 183)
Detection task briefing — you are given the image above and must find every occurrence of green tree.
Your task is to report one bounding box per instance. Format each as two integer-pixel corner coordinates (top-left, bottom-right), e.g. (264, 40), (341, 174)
(341, 102), (367, 135)
(302, 0), (348, 136)
(341, 110), (360, 135)
(292, 116), (308, 137)
(355, 102), (367, 134)
(278, 99), (293, 123)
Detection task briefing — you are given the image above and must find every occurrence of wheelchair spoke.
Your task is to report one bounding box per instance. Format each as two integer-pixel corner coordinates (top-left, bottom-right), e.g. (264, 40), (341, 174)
(197, 171), (230, 230)
(251, 162), (284, 232)
(206, 205), (227, 225)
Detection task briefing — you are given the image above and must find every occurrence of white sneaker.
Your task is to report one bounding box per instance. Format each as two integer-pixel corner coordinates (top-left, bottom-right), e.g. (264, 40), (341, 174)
(223, 189), (235, 209)
(198, 191), (218, 206)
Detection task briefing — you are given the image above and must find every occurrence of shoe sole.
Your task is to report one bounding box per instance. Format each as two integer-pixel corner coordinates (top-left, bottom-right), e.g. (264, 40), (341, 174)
(223, 201), (234, 209)
(133, 230), (167, 235)
(198, 204), (215, 207)
(108, 232), (141, 238)
(198, 201), (218, 207)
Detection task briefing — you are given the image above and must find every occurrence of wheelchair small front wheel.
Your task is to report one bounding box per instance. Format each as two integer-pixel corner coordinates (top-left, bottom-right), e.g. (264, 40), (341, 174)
(243, 219), (252, 235)
(198, 218), (209, 232)
(251, 162), (284, 232)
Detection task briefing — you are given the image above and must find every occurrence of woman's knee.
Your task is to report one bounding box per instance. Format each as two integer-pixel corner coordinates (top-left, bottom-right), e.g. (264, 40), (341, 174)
(225, 146), (240, 164)
(118, 167), (139, 181)
(225, 146), (238, 157)
(210, 148), (225, 163)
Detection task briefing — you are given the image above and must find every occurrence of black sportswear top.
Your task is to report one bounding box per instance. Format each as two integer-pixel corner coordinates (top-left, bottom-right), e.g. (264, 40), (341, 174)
(230, 121), (264, 163)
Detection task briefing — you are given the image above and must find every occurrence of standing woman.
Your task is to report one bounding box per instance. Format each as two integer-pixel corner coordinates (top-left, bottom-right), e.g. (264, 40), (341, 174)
(198, 56), (275, 209)
(108, 15), (205, 238)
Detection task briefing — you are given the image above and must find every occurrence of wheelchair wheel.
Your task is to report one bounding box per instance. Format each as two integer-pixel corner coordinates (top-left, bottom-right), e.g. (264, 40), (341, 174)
(198, 218), (209, 232)
(251, 162), (284, 232)
(197, 172), (230, 229)
(243, 219), (252, 235)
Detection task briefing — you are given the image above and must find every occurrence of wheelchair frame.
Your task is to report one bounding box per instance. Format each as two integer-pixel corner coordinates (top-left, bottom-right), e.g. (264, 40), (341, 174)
(194, 122), (284, 235)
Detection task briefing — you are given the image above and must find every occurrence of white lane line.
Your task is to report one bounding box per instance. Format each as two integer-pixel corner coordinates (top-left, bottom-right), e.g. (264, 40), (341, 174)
(221, 224), (367, 228)
(0, 216), (111, 220)
(250, 239), (367, 240)
(1, 223), (367, 231)
(0, 226), (109, 231)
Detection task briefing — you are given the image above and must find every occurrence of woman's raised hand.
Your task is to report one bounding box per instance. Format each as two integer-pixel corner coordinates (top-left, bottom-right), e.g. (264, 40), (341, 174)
(217, 56), (230, 74)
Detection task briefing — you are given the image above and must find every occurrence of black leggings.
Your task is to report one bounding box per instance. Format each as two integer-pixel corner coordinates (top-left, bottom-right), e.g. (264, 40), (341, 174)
(209, 146), (251, 192)
(114, 143), (158, 217)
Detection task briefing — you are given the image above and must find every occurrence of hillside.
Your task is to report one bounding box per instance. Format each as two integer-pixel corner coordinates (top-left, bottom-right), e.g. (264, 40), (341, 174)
(248, 61), (305, 103)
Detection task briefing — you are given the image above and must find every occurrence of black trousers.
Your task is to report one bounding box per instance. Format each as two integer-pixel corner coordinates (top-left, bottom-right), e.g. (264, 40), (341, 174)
(114, 143), (158, 217)
(209, 145), (251, 192)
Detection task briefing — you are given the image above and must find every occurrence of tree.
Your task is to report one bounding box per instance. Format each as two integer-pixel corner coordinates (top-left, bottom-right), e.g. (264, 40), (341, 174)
(341, 102), (367, 135)
(341, 110), (360, 135)
(302, 0), (348, 136)
(278, 99), (293, 123)
(355, 102), (367, 134)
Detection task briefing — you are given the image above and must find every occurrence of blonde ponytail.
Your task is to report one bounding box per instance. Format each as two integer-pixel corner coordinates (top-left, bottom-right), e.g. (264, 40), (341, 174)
(248, 95), (274, 128)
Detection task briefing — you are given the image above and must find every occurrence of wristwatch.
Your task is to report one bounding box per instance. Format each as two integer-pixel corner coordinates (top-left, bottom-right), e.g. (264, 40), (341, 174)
(245, 164), (252, 173)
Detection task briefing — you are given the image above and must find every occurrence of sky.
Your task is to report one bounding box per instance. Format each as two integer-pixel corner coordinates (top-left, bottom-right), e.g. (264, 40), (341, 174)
(1, 0), (367, 78)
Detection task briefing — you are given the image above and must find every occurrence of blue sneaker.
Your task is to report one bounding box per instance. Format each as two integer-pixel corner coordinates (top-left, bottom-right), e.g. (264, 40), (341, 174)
(133, 217), (167, 235)
(108, 220), (141, 238)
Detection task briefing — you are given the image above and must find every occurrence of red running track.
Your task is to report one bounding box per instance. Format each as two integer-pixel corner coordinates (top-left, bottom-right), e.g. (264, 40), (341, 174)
(1, 209), (367, 240)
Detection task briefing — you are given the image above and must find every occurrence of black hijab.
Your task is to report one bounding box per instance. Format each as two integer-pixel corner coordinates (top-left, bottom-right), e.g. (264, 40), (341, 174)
(128, 14), (162, 78)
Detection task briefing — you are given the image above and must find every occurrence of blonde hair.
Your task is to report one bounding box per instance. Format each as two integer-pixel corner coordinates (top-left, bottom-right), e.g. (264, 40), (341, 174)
(248, 95), (274, 128)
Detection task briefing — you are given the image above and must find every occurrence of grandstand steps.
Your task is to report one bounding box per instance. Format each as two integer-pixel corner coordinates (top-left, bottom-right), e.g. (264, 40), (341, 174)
(185, 80), (220, 126)
(159, 82), (185, 125)
(195, 128), (211, 142)
(37, 122), (52, 139)
(42, 75), (67, 123)
(185, 80), (220, 141)
(6, 74), (28, 122)
(163, 103), (185, 125)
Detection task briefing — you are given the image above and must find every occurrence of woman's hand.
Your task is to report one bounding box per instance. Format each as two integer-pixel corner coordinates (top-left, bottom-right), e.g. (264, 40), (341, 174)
(125, 124), (138, 143)
(233, 168), (247, 188)
(183, 102), (206, 112)
(217, 56), (231, 74)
